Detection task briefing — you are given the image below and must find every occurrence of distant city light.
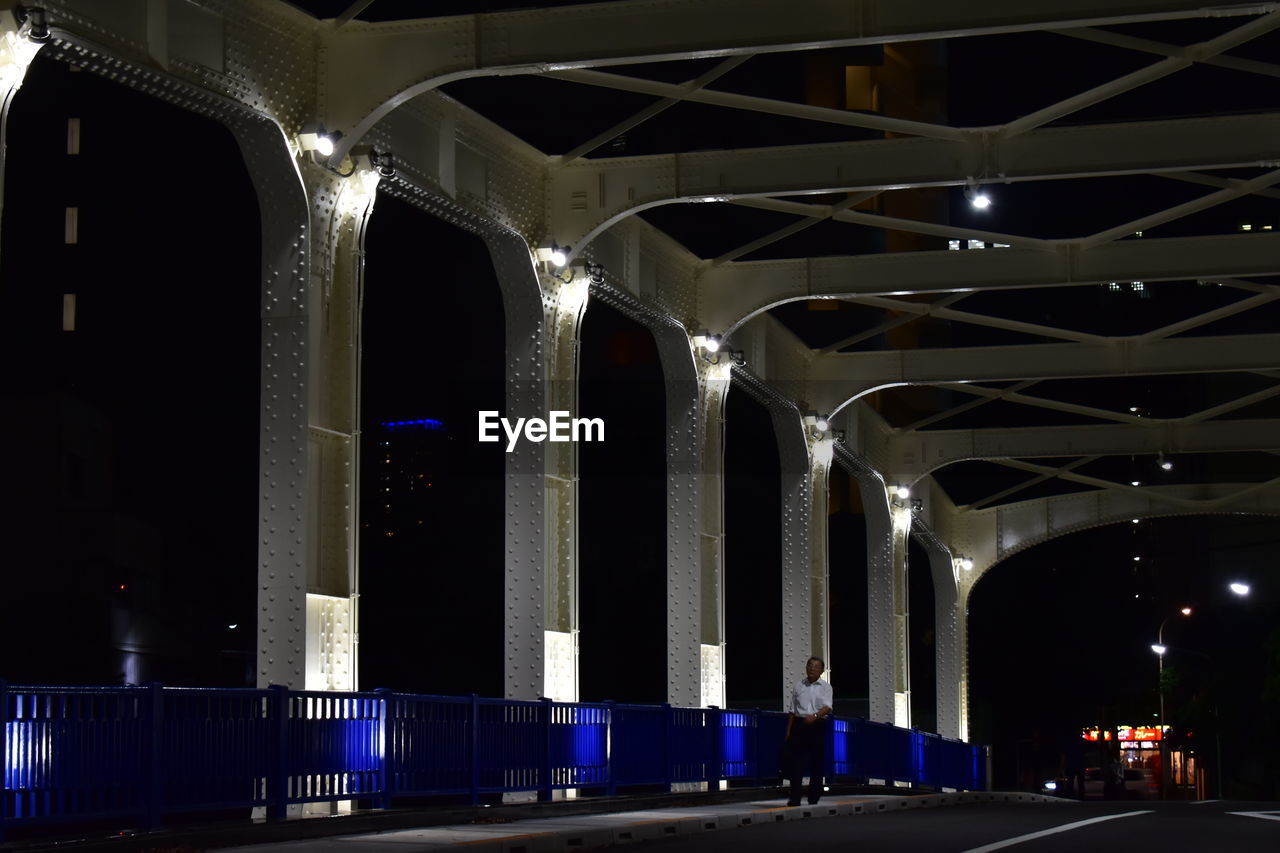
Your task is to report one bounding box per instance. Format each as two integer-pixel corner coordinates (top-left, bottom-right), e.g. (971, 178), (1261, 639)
(382, 418), (445, 432)
(1131, 480), (1141, 487)
(1132, 518), (1140, 524)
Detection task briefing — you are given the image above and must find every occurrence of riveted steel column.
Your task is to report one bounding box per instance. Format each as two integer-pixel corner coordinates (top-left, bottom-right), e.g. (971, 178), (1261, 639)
(487, 235), (552, 701)
(808, 437), (833, 676)
(772, 409), (815, 703)
(653, 330), (705, 707)
(233, 119), (313, 689)
(0, 11), (42, 231)
(857, 477), (911, 725)
(922, 544), (962, 740)
(298, 163), (378, 691)
(697, 360), (730, 708)
(542, 268), (589, 702)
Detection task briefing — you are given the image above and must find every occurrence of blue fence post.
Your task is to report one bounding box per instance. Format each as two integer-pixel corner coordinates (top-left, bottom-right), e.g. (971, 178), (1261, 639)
(707, 708), (721, 790)
(268, 685), (290, 821)
(1, 680), (8, 843)
(750, 709), (760, 787)
(605, 702), (616, 797)
(469, 694), (480, 806)
(144, 682), (164, 831)
(542, 696), (558, 799)
(662, 704), (673, 790)
(375, 689), (393, 811)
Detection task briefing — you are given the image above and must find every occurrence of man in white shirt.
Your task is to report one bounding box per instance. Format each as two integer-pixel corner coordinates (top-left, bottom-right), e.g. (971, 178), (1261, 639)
(787, 656), (833, 806)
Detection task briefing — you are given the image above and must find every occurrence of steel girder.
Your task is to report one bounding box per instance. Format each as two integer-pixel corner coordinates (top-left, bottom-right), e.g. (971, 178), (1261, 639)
(805, 332), (1280, 415)
(706, 232), (1280, 337)
(316, 0), (1276, 161)
(549, 112), (1280, 256)
(883, 418), (1280, 483)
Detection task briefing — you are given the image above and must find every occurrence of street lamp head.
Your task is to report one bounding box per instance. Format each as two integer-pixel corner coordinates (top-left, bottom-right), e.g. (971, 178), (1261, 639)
(1180, 607), (1192, 616)
(1151, 644), (1167, 656)
(1229, 582), (1250, 597)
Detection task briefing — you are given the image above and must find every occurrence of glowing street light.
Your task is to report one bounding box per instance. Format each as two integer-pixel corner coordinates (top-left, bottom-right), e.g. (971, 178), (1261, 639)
(1229, 582), (1250, 597)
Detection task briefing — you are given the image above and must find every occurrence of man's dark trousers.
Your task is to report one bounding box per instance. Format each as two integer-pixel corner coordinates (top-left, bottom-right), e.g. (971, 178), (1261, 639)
(788, 719), (826, 805)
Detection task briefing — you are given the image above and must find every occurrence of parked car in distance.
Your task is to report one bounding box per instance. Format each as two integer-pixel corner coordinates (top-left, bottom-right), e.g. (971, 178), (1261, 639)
(1082, 767), (1158, 799)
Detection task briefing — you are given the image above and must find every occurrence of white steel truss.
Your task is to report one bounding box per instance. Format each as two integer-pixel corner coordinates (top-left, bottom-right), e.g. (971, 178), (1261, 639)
(13, 0), (1280, 749)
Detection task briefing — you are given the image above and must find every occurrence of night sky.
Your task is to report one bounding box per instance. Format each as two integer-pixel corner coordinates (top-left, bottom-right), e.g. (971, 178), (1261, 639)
(1, 3), (1278, 796)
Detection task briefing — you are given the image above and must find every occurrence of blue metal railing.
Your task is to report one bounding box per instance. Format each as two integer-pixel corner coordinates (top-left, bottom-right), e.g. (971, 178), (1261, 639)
(1, 681), (986, 839)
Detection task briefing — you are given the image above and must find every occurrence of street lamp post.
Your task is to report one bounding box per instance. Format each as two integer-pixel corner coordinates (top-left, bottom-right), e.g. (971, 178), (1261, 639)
(1150, 583), (1250, 799)
(1152, 607), (1191, 798)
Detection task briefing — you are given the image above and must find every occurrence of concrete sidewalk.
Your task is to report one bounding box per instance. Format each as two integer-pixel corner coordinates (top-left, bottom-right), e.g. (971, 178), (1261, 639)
(220, 792), (1063, 852)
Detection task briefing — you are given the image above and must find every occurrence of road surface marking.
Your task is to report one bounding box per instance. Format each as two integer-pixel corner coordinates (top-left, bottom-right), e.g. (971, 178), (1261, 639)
(1189, 799), (1221, 804)
(961, 810), (1155, 852)
(1228, 811), (1280, 822)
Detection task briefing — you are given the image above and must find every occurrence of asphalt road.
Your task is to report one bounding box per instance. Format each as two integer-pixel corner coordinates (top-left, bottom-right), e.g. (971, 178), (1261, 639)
(625, 800), (1280, 853)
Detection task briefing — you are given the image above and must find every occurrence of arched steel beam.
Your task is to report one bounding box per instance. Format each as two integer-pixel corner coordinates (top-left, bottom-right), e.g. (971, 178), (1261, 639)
(548, 113), (1280, 262)
(884, 418), (1280, 483)
(314, 0), (1276, 162)
(805, 332), (1280, 416)
(707, 231), (1280, 339)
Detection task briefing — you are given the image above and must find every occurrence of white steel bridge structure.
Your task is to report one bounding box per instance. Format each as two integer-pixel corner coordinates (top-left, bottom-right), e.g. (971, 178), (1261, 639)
(5, 0), (1279, 744)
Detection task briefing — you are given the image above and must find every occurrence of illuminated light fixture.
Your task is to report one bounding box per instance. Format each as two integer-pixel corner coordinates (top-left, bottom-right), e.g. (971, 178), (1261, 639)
(1043, 781), (1058, 791)
(692, 331), (722, 353)
(1151, 643), (1167, 656)
(1180, 607), (1192, 616)
(228, 623), (238, 630)
(298, 127), (340, 158)
(1132, 518), (1140, 524)
(803, 412), (830, 439)
(1131, 480), (1141, 487)
(964, 179), (991, 210)
(536, 243), (570, 268)
(895, 485), (911, 500)
(1133, 556), (1141, 562)
(960, 557), (974, 572)
(1159, 454), (1173, 471)
(1129, 406), (1140, 413)
(1229, 582), (1250, 596)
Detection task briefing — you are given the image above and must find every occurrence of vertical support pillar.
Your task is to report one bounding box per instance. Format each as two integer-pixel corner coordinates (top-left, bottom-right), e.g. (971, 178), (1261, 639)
(487, 235), (551, 700)
(236, 116), (378, 692)
(299, 164), (378, 691)
(653, 328), (709, 707)
(485, 235), (594, 702)
(542, 268), (589, 702)
(922, 546), (963, 740)
(696, 359), (730, 709)
(955, 586), (972, 743)
(858, 478), (912, 726)
(235, 121), (313, 690)
(0, 11), (42, 231)
(773, 411), (832, 702)
(776, 409), (810, 702)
